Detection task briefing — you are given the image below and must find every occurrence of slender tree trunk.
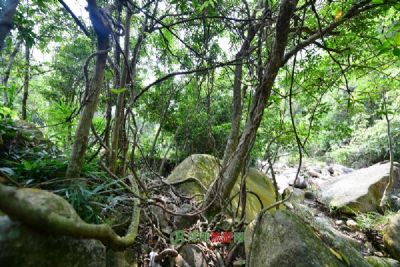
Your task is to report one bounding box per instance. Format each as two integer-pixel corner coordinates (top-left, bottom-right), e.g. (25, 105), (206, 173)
(110, 10), (132, 174)
(21, 42), (29, 120)
(206, 72), (216, 152)
(104, 84), (112, 159)
(221, 17), (263, 167)
(149, 92), (174, 164)
(380, 90), (394, 209)
(221, 53), (244, 166)
(66, 0), (111, 178)
(205, 0), (298, 209)
(2, 38), (21, 104)
(0, 0), (20, 51)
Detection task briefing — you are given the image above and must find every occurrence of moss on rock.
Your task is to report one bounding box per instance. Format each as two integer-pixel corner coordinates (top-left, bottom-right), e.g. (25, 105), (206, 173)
(165, 154), (277, 221)
(0, 216), (106, 267)
(384, 213), (400, 261)
(246, 208), (371, 267)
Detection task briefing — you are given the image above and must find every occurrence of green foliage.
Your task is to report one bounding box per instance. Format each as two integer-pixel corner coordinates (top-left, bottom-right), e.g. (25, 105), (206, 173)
(328, 116), (400, 168)
(355, 211), (394, 232)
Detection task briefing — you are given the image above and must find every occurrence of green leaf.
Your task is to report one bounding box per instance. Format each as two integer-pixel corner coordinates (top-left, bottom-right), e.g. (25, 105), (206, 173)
(372, 0), (384, 4)
(111, 88), (127, 95)
(393, 47), (400, 57)
(378, 47), (390, 55)
(394, 33), (400, 46)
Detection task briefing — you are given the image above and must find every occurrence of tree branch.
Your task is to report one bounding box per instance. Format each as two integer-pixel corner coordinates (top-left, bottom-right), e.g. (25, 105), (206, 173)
(58, 0), (91, 37)
(284, 0), (377, 64)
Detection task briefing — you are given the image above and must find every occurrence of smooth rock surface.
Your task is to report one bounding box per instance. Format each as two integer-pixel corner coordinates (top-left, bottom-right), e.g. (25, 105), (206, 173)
(319, 162), (400, 213)
(246, 207), (370, 267)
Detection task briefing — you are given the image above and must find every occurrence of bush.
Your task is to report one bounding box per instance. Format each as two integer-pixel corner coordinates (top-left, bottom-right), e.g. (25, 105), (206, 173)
(328, 116), (400, 168)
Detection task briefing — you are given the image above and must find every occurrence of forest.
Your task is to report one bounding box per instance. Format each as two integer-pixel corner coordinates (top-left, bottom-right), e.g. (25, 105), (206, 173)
(0, 0), (400, 266)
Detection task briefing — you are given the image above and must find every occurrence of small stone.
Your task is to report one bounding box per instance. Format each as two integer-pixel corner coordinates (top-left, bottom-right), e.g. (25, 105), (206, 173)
(346, 219), (358, 229)
(307, 169), (320, 178)
(304, 191), (315, 200)
(365, 242), (375, 254)
(335, 220), (344, 226)
(284, 202), (294, 210)
(374, 251), (384, 257)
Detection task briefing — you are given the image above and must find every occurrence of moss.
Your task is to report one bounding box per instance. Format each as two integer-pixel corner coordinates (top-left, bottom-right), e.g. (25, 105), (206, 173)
(0, 216), (106, 267)
(0, 183), (141, 250)
(246, 209), (370, 267)
(383, 213), (400, 261)
(165, 154), (277, 222)
(16, 188), (80, 220)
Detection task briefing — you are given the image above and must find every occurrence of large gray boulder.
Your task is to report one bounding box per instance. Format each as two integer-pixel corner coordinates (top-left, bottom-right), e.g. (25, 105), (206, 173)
(384, 213), (400, 261)
(165, 154), (277, 222)
(0, 216), (106, 267)
(319, 162), (400, 213)
(246, 207), (370, 267)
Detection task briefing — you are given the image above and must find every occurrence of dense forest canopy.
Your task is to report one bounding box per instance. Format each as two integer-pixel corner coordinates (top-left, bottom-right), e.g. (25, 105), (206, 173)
(0, 0), (400, 266)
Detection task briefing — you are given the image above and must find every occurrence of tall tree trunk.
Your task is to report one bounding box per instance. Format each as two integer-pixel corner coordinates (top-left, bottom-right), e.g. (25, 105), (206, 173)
(2, 38), (21, 105)
(109, 10), (132, 174)
(221, 53), (244, 166)
(221, 16), (263, 167)
(205, 0), (298, 209)
(21, 41), (29, 120)
(0, 0), (20, 51)
(66, 0), (111, 178)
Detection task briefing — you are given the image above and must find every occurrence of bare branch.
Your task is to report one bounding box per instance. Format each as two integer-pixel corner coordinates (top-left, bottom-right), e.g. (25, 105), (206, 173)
(58, 0), (91, 37)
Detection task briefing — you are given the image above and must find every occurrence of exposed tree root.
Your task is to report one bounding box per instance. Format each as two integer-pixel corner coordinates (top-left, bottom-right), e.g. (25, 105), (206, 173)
(0, 182), (140, 250)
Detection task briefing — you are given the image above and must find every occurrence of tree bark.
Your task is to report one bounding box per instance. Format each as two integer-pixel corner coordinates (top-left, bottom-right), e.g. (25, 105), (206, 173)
(205, 0), (298, 209)
(2, 38), (21, 105)
(0, 0), (20, 51)
(110, 10), (131, 174)
(380, 90), (394, 209)
(66, 0), (111, 178)
(21, 41), (29, 120)
(221, 21), (260, 166)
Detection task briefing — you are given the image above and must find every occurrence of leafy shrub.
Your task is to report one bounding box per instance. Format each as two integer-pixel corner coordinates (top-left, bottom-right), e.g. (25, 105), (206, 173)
(355, 211), (394, 232)
(328, 116), (400, 168)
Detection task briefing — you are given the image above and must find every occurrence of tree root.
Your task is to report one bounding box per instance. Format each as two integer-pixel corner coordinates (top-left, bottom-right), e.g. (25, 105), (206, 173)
(0, 182), (140, 250)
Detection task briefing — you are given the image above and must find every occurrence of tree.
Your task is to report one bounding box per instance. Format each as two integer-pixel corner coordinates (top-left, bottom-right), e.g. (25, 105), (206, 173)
(205, 0), (397, 210)
(65, 0), (111, 178)
(21, 39), (29, 119)
(0, 0), (20, 51)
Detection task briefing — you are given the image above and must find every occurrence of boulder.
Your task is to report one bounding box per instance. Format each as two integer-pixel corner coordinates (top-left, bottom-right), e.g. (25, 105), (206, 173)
(107, 249), (138, 267)
(383, 213), (400, 261)
(165, 154), (277, 222)
(0, 120), (53, 156)
(319, 162), (400, 213)
(0, 216), (106, 267)
(176, 244), (209, 267)
(246, 206), (370, 267)
(0, 185), (140, 267)
(366, 256), (400, 267)
(0, 215), (138, 267)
